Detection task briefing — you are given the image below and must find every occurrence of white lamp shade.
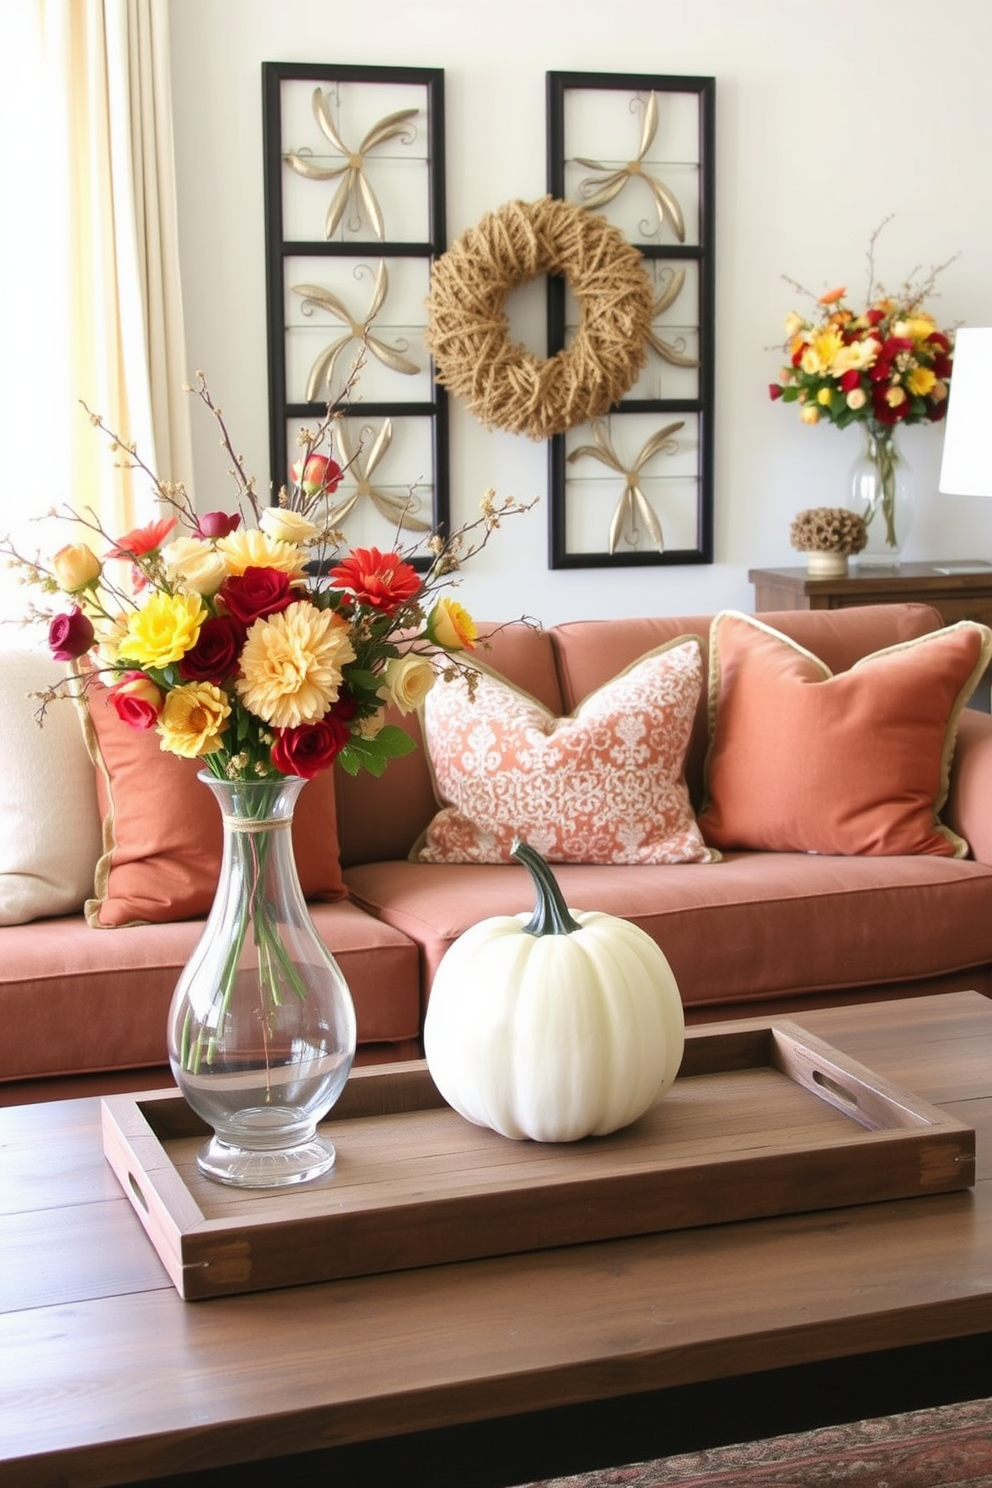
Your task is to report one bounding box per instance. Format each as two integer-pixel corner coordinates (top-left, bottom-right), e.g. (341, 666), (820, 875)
(938, 326), (992, 497)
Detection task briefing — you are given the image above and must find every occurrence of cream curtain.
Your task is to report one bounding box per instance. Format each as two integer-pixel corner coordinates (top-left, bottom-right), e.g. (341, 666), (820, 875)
(64, 0), (193, 528)
(0, 0), (191, 620)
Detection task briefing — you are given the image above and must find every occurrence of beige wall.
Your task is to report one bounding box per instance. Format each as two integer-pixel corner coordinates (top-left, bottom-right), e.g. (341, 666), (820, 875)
(167, 0), (992, 625)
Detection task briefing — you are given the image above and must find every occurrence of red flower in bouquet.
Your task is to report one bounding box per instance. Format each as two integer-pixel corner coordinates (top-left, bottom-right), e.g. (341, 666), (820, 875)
(7, 373), (535, 784)
(328, 546), (422, 615)
(768, 230), (957, 432)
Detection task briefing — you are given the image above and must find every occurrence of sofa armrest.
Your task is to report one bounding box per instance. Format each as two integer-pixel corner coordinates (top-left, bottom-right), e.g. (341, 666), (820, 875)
(945, 708), (992, 864)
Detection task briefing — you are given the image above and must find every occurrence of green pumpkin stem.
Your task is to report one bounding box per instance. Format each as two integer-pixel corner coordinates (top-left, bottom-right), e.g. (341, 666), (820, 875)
(511, 838), (581, 937)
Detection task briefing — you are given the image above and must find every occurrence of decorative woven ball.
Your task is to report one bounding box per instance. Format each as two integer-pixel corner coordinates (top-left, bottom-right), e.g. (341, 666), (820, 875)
(789, 507), (868, 555)
(424, 195), (655, 442)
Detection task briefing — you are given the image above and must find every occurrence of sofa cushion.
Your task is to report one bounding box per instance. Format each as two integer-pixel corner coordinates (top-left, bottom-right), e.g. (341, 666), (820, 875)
(413, 638), (717, 865)
(0, 651), (103, 925)
(698, 611), (991, 858)
(80, 680), (346, 927)
(344, 852), (992, 1021)
(0, 899), (422, 1082)
(551, 604), (946, 808)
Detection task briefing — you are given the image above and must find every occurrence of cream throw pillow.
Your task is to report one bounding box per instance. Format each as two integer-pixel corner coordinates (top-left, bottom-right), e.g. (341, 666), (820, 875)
(413, 637), (717, 865)
(0, 651), (102, 923)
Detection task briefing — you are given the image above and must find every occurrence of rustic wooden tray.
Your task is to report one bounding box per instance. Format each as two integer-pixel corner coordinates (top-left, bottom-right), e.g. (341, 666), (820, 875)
(102, 1020), (976, 1301)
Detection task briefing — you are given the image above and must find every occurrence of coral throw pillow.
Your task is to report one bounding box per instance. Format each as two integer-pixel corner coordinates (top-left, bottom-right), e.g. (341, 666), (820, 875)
(80, 681), (347, 927)
(414, 638), (717, 865)
(699, 611), (992, 858)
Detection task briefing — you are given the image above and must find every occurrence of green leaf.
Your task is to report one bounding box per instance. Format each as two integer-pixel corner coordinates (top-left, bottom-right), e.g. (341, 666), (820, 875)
(338, 724), (417, 778)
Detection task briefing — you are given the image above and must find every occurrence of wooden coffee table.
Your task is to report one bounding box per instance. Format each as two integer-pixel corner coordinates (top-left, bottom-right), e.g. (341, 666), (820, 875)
(3, 991), (992, 1487)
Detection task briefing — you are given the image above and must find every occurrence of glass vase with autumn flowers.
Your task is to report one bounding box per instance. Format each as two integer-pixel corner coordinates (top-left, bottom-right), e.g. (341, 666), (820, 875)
(5, 375), (532, 1187)
(769, 232), (956, 563)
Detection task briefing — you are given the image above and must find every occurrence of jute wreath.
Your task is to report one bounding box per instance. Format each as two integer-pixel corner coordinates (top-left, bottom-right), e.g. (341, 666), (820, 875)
(424, 195), (655, 441)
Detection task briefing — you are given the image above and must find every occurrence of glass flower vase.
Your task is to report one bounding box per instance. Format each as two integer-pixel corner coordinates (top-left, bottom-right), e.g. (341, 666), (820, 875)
(167, 771), (356, 1188)
(848, 423), (913, 567)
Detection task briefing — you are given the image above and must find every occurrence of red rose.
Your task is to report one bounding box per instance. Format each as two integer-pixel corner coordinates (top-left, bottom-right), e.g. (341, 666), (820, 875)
(871, 393), (899, 424)
(48, 606), (94, 661)
(838, 369), (861, 392)
(768, 383), (784, 400)
(271, 715), (351, 778)
(290, 454), (342, 497)
(880, 336), (913, 359)
(933, 354), (953, 379)
(331, 689), (358, 722)
(106, 671), (164, 730)
(219, 566), (296, 624)
(869, 359), (892, 383)
(866, 309), (886, 326)
(194, 511), (241, 539)
(328, 547), (421, 615)
(927, 331), (952, 352)
(178, 615), (246, 683)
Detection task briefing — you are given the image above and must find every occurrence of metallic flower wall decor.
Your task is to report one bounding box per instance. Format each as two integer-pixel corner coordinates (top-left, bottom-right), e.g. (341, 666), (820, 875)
(649, 267), (699, 369)
(576, 92), (685, 242)
(328, 417), (431, 533)
(284, 90), (420, 240)
(567, 418), (685, 554)
(292, 261), (419, 402)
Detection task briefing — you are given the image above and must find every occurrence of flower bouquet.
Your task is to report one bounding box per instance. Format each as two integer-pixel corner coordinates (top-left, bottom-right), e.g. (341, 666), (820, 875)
(3, 377), (533, 1186)
(768, 227), (956, 552)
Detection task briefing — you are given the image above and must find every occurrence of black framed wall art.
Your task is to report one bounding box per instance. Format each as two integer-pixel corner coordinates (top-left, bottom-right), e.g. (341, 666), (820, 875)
(262, 63), (447, 565)
(546, 71), (715, 568)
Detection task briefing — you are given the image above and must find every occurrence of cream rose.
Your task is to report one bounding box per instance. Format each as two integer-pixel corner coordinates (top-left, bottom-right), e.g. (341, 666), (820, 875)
(259, 507), (319, 545)
(52, 543), (101, 593)
(162, 536), (228, 596)
(381, 654), (436, 715)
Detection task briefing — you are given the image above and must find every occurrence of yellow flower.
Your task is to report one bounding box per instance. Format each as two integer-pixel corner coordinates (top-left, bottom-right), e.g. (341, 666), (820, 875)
(906, 365), (937, 397)
(895, 314), (936, 344)
(236, 601), (356, 729)
(800, 404), (821, 425)
(831, 338), (879, 374)
(846, 388), (867, 411)
(802, 329), (843, 375)
(52, 543), (102, 593)
(784, 311), (804, 338)
(426, 597), (477, 651)
(157, 682), (231, 758)
(816, 387), (833, 406)
(120, 591), (206, 668)
(885, 386), (908, 408)
(216, 529), (308, 579)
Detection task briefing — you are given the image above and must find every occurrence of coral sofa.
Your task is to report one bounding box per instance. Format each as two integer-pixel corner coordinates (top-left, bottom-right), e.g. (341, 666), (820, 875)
(4, 601), (992, 1104)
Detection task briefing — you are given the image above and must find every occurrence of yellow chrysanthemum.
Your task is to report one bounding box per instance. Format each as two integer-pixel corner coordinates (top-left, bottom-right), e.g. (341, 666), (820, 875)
(801, 328), (843, 375)
(235, 601), (357, 729)
(216, 530), (308, 579)
(895, 314), (936, 344)
(831, 338), (879, 375)
(906, 365), (937, 397)
(157, 682), (231, 758)
(120, 591), (206, 668)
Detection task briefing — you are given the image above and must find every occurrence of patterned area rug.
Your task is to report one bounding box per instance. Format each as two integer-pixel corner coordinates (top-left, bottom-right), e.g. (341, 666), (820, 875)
(511, 1396), (992, 1487)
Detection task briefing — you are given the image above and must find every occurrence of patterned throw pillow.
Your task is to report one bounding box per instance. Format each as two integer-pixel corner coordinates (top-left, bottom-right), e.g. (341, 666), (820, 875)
(413, 637), (717, 866)
(698, 610), (992, 857)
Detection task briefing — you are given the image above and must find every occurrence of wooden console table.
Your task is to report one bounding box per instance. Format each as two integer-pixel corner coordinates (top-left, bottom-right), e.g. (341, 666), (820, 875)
(749, 562), (992, 627)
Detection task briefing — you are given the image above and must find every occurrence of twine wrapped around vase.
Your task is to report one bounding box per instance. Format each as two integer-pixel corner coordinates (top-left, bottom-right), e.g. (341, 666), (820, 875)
(425, 196), (655, 442)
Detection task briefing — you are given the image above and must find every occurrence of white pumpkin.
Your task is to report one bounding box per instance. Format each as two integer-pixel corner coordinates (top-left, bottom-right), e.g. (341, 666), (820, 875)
(423, 839), (685, 1142)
